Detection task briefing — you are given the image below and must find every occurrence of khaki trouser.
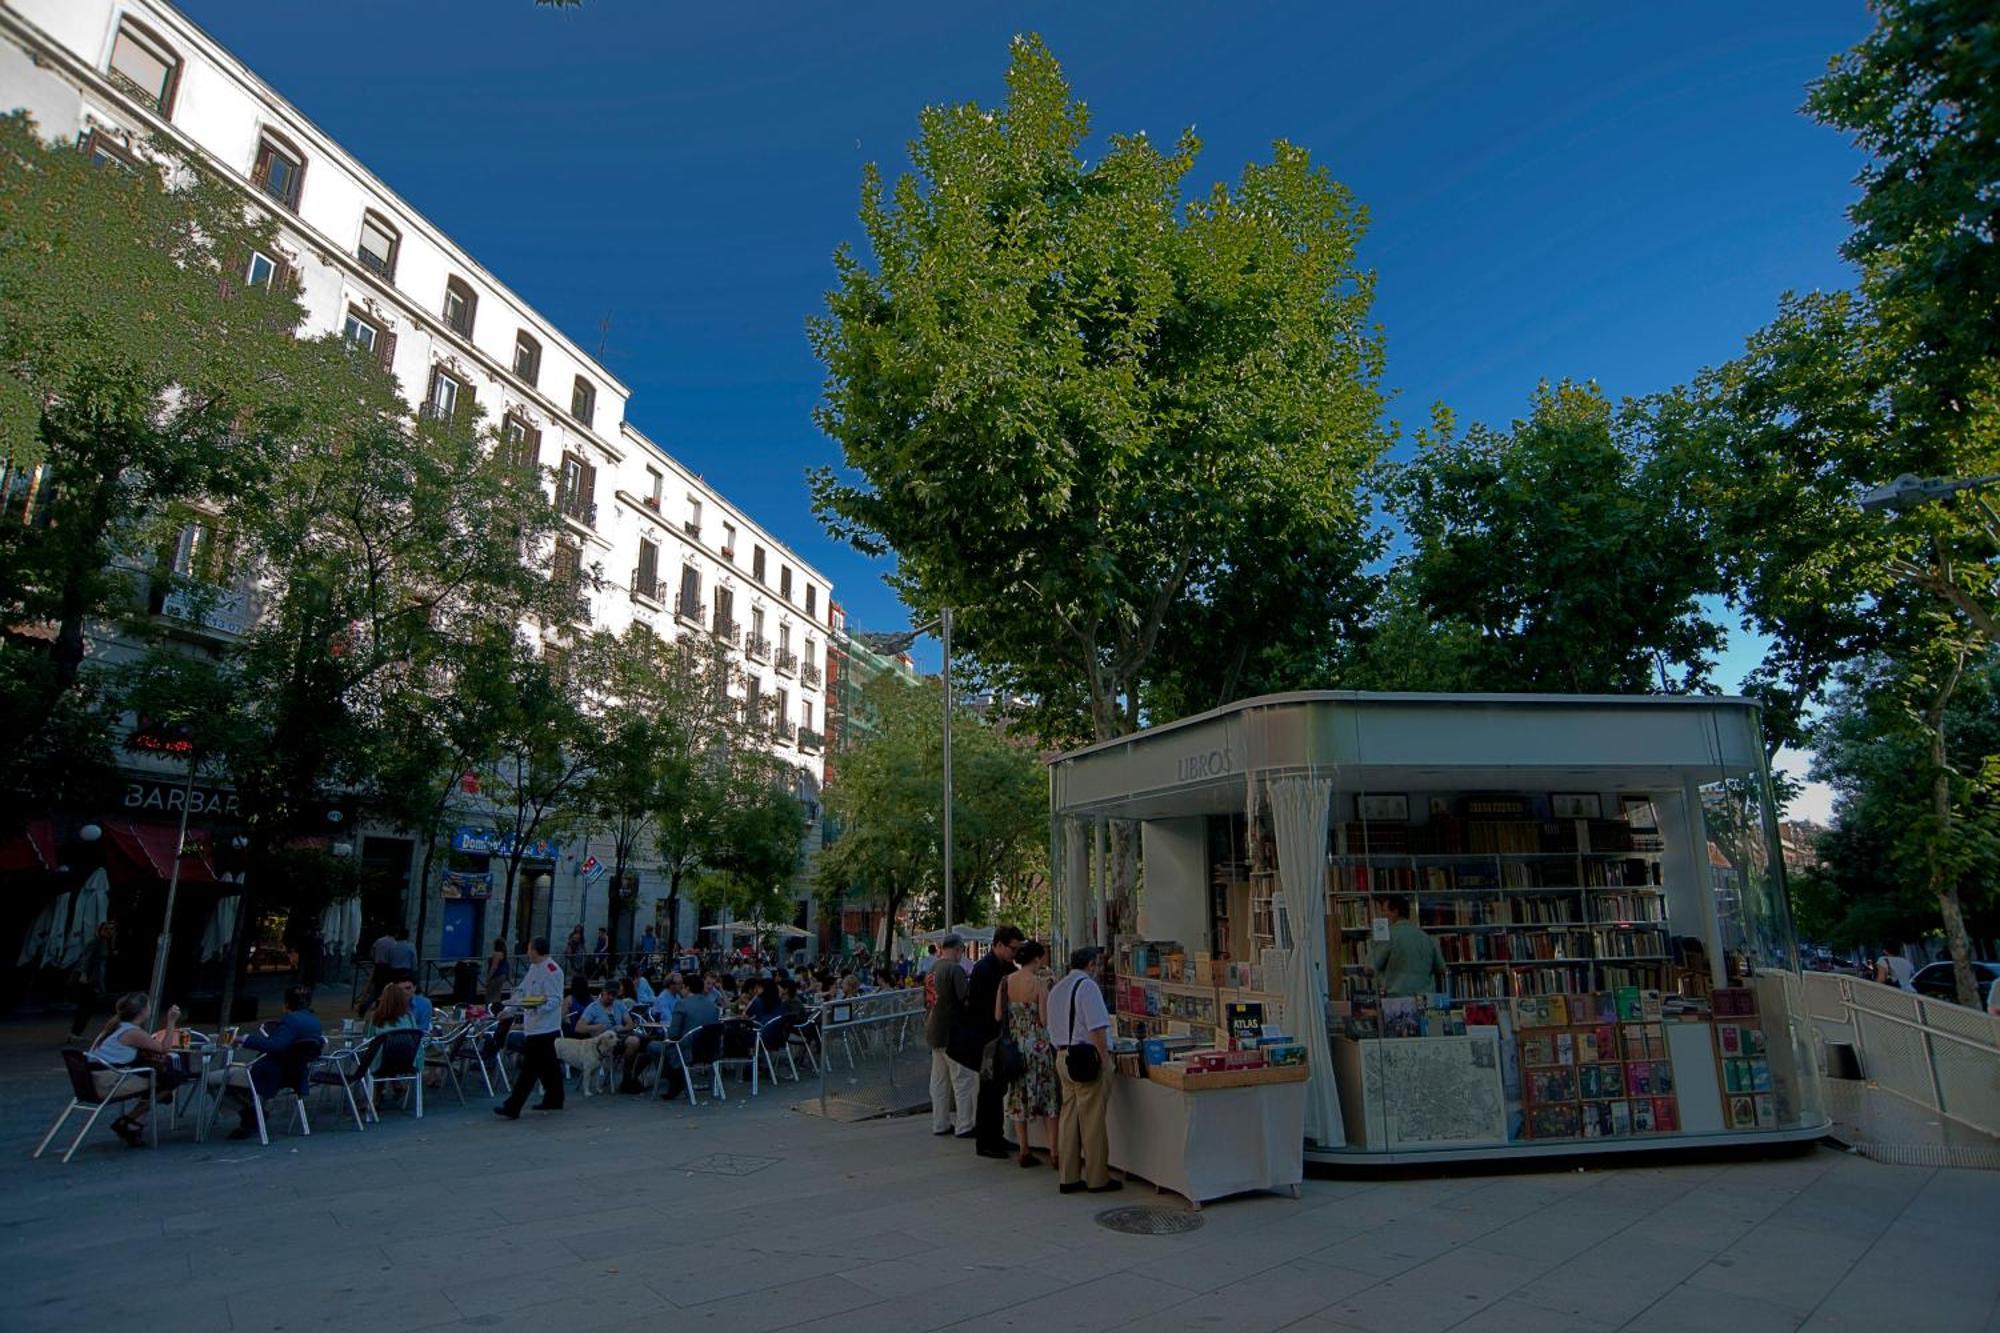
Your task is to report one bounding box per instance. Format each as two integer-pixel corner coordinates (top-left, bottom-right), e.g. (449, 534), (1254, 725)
(1055, 1054), (1110, 1188)
(929, 1049), (977, 1136)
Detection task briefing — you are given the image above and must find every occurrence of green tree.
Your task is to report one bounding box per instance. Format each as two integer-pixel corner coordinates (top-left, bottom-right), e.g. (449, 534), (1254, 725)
(646, 635), (757, 948)
(1365, 381), (1726, 694)
(484, 651), (591, 951)
(694, 758), (809, 935)
(0, 113), (298, 798)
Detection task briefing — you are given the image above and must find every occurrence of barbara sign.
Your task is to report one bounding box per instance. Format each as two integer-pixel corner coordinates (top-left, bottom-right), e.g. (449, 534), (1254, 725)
(121, 780), (242, 819)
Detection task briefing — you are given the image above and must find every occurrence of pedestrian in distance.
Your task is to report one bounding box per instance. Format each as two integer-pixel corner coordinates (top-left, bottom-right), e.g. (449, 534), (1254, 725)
(483, 938), (509, 1007)
(925, 934), (977, 1138)
(954, 923), (1023, 1159)
(494, 937), (565, 1119)
(1050, 946), (1119, 1195)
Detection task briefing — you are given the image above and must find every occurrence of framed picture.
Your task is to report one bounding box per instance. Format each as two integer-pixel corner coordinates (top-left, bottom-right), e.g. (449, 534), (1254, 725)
(1617, 794), (1659, 832)
(1550, 792), (1602, 820)
(1356, 794), (1409, 822)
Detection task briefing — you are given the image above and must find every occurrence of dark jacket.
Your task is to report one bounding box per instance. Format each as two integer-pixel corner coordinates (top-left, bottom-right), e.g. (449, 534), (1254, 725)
(239, 1008), (323, 1097)
(951, 953), (1011, 1071)
(925, 959), (968, 1051)
(667, 992), (721, 1043)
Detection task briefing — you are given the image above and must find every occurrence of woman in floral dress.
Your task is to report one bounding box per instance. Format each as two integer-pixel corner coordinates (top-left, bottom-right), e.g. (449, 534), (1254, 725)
(998, 940), (1060, 1169)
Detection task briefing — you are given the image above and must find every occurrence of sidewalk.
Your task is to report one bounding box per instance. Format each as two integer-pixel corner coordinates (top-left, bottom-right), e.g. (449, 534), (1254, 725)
(1, 1011), (1996, 1333)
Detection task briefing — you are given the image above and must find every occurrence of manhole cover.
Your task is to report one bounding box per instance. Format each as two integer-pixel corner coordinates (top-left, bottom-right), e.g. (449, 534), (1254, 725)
(1095, 1205), (1205, 1235)
(677, 1153), (780, 1176)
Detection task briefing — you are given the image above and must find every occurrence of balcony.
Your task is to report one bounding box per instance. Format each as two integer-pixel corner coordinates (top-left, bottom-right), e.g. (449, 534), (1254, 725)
(641, 494), (660, 512)
(711, 614), (741, 648)
(720, 546), (735, 561)
(747, 633), (771, 662)
(775, 649), (798, 677)
(683, 520), (701, 541)
(159, 583), (254, 637)
(797, 726), (823, 753)
(630, 567), (664, 605)
(674, 592), (705, 628)
(802, 661), (822, 689)
(557, 494), (597, 529)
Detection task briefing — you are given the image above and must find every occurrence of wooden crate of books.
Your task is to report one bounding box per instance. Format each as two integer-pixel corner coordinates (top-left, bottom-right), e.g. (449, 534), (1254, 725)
(1147, 1062), (1309, 1092)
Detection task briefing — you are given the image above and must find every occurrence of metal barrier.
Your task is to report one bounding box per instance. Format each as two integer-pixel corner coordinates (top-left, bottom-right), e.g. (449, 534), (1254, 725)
(811, 988), (928, 1121)
(1806, 971), (2000, 1139)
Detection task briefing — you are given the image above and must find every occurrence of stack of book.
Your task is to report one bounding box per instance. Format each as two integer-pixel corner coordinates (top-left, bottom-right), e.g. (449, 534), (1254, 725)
(1712, 987), (1775, 1129)
(1515, 990), (1681, 1139)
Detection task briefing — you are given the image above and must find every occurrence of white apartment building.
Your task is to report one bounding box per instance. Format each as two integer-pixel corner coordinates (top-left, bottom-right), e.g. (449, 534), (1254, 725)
(0, 0), (831, 958)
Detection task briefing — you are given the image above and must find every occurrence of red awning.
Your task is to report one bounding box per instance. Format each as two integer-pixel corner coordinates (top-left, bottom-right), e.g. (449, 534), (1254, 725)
(107, 823), (217, 884)
(0, 819), (57, 872)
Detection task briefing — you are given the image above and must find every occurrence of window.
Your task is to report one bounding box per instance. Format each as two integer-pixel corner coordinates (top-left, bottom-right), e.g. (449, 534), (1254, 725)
(745, 674), (761, 717)
(635, 538), (661, 600)
(805, 584), (817, 618)
(341, 308), (378, 354)
(79, 130), (137, 170)
(751, 607), (765, 640)
(172, 520), (214, 578)
(443, 277), (477, 338)
(779, 622), (791, 655)
(252, 133), (304, 210)
(570, 376), (596, 429)
(644, 468), (662, 510)
(678, 564), (701, 616)
(686, 496), (702, 539)
(805, 637), (817, 670)
(356, 211), (399, 281)
(713, 586), (734, 634)
(246, 251), (277, 289)
(108, 20), (180, 118)
(557, 452), (595, 525)
(775, 687), (790, 730)
(780, 566), (793, 601)
(424, 366), (461, 421)
(512, 331), (541, 385)
(752, 546), (767, 584)
(722, 523), (737, 559)
(500, 414), (540, 469)
(803, 701), (814, 732)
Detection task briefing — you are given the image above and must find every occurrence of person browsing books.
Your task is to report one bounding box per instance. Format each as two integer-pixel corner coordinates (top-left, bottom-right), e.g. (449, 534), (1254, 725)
(1368, 894), (1447, 996)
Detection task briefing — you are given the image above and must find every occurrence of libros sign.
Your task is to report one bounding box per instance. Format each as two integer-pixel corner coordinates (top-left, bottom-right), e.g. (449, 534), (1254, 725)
(1176, 745), (1235, 783)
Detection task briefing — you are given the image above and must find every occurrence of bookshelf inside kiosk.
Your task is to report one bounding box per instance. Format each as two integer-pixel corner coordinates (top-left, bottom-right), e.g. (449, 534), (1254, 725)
(1047, 691), (1830, 1165)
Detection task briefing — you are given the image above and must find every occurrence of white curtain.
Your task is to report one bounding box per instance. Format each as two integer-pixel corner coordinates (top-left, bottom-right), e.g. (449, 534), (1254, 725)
(1267, 776), (1343, 1148)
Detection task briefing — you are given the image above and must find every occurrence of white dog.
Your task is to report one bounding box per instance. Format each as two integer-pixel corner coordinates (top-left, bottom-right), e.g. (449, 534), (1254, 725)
(552, 1030), (618, 1095)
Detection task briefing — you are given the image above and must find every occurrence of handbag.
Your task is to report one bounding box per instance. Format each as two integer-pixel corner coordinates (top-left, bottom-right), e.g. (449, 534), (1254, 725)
(1062, 976), (1102, 1083)
(981, 983), (1027, 1085)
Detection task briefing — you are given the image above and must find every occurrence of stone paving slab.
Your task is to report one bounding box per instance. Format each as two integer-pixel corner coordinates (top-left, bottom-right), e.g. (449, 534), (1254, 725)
(1, 1013), (1996, 1333)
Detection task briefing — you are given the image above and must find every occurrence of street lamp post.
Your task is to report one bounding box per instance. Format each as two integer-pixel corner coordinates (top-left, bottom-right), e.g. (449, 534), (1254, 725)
(1860, 472), (2000, 646)
(147, 753), (200, 1006)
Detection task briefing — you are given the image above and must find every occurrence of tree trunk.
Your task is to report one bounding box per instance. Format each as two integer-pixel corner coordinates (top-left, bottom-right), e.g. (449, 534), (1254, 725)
(412, 834), (438, 979)
(663, 871), (681, 954)
(1923, 655), (1979, 1007)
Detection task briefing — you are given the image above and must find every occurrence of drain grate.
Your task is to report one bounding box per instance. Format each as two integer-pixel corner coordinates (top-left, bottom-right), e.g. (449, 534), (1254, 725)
(1842, 1140), (2000, 1171)
(1095, 1205), (1205, 1235)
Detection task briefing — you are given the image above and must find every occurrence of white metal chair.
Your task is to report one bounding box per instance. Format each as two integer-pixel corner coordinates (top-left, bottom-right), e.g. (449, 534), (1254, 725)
(213, 1038), (320, 1145)
(306, 1045), (370, 1131)
(654, 1023), (725, 1105)
(35, 1051), (157, 1163)
(362, 1029), (425, 1119)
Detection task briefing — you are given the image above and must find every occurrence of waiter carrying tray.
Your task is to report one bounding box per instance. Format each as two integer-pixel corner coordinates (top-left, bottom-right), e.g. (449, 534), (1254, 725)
(494, 936), (565, 1119)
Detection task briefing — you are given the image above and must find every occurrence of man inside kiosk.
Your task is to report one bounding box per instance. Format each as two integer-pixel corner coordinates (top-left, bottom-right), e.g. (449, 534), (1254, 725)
(1369, 895), (1447, 996)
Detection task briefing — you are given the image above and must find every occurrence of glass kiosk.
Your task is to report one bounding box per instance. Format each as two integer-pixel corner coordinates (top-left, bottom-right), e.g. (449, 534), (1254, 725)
(1048, 691), (1828, 1165)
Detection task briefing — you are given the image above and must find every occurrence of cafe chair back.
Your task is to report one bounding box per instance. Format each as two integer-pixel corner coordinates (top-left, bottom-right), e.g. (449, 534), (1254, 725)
(306, 1044), (370, 1132)
(363, 1028), (425, 1120)
(227, 1037), (322, 1146)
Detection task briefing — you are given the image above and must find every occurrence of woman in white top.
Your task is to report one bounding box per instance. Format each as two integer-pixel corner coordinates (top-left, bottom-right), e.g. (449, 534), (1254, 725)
(1875, 945), (1916, 992)
(87, 991), (181, 1147)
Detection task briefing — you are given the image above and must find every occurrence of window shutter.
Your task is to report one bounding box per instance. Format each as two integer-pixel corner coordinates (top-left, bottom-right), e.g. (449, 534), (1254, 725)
(458, 379), (478, 425)
(582, 459), (597, 506)
(273, 257), (297, 292)
(424, 366), (440, 412)
(524, 422), (542, 469)
(253, 141), (272, 188)
(374, 329), (397, 373)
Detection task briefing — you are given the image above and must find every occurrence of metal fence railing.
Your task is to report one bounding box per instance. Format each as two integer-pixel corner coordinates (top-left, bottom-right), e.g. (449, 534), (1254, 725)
(811, 988), (927, 1121)
(1806, 971), (2000, 1139)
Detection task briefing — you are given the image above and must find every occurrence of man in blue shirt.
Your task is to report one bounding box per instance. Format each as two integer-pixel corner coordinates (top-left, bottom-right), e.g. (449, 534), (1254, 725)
(223, 987), (323, 1140)
(658, 973), (722, 1101)
(638, 927), (658, 959)
(396, 977), (434, 1034)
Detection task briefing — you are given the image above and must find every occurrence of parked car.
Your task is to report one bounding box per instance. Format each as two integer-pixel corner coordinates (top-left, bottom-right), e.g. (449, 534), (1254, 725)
(1909, 960), (1999, 1009)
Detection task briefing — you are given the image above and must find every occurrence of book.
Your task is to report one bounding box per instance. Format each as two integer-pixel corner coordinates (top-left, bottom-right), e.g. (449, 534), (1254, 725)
(1529, 1104), (1581, 1139)
(1610, 1099), (1633, 1134)
(1653, 1097), (1678, 1131)
(1651, 1060), (1674, 1094)
(1641, 990), (1664, 1021)
(1582, 1101), (1613, 1138)
(1627, 1061), (1653, 1096)
(1554, 1033), (1575, 1066)
(1744, 1025), (1768, 1056)
(1717, 1023), (1742, 1056)
(1723, 1059), (1753, 1094)
(1728, 1095), (1758, 1129)
(1578, 1030), (1601, 1064)
(1522, 1035), (1558, 1067)
(1615, 986), (1643, 1021)
(1753, 1094), (1775, 1128)
(1632, 1099), (1656, 1132)
(1527, 1067), (1578, 1104)
(1382, 996), (1420, 1038)
(1748, 1058), (1772, 1093)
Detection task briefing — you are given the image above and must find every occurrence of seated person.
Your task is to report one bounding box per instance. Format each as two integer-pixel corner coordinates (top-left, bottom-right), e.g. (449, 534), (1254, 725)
(364, 983), (424, 1093)
(220, 986), (323, 1140)
(396, 976), (434, 1033)
(648, 969), (686, 1026)
(575, 984), (623, 1038)
(87, 991), (186, 1147)
(745, 977), (785, 1037)
(633, 971), (656, 1005)
(657, 973), (722, 1101)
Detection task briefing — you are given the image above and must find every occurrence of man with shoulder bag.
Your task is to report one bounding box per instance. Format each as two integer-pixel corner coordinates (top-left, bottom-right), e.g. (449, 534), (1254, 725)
(925, 934), (978, 1137)
(1049, 947), (1119, 1194)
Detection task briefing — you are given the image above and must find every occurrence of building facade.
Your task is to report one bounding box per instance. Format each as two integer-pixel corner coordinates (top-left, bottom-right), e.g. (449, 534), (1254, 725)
(0, 0), (829, 964)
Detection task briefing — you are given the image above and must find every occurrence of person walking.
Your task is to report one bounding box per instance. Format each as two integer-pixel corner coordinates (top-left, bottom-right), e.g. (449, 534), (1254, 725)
(67, 920), (115, 1042)
(925, 934), (977, 1138)
(1874, 943), (1916, 992)
(363, 927), (397, 1014)
(1000, 940), (1060, 1169)
(953, 924), (1022, 1159)
(494, 937), (565, 1119)
(1050, 947), (1118, 1194)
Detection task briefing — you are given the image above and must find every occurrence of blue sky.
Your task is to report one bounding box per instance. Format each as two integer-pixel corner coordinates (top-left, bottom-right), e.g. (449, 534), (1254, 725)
(176, 0), (1872, 788)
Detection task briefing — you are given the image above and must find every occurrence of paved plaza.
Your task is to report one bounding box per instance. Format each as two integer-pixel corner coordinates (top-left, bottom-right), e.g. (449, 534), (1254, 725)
(2, 1011), (1996, 1333)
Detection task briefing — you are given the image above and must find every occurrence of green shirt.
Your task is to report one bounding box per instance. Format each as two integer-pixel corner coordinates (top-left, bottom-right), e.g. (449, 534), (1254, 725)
(1369, 919), (1446, 996)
